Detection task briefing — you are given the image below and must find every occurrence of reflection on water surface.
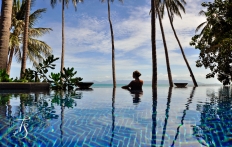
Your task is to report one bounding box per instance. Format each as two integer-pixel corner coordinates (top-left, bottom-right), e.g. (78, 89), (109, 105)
(0, 86), (231, 146)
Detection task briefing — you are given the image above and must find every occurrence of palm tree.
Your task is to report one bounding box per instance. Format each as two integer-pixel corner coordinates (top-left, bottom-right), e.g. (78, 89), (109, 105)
(151, 0), (157, 90)
(101, 0), (123, 88)
(0, 0), (13, 70)
(155, 0), (173, 87)
(50, 0), (83, 74)
(8, 0), (52, 76)
(164, 0), (198, 86)
(20, 0), (31, 78)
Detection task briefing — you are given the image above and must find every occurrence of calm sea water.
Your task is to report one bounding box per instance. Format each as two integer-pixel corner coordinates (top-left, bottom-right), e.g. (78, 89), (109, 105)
(0, 85), (231, 147)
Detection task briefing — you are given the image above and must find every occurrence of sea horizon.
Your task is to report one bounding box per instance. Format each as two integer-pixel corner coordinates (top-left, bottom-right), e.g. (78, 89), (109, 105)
(91, 83), (223, 88)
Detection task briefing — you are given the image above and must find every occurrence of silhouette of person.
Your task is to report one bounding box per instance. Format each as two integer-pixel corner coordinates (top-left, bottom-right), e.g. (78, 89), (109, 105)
(121, 70), (143, 91)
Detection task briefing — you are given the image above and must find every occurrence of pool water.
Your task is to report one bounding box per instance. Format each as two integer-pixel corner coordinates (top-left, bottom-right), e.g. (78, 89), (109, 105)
(0, 86), (232, 147)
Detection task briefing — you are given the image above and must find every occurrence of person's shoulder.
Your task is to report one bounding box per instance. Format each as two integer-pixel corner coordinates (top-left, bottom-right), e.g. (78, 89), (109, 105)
(128, 80), (135, 86)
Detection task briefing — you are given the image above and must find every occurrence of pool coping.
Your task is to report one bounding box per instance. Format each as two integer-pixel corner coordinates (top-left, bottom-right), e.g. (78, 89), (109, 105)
(0, 82), (50, 93)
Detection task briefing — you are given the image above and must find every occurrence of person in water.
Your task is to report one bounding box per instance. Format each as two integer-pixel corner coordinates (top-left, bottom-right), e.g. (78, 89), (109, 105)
(121, 70), (143, 91)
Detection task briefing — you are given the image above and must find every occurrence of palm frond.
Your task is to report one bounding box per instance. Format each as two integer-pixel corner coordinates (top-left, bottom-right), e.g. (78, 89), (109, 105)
(16, 0), (27, 20)
(28, 38), (52, 56)
(100, 0), (123, 3)
(180, 0), (186, 5)
(15, 47), (22, 63)
(195, 21), (206, 33)
(9, 34), (20, 50)
(50, 0), (58, 8)
(198, 10), (206, 16)
(169, 5), (180, 19)
(27, 52), (40, 68)
(30, 0), (36, 9)
(29, 28), (53, 37)
(175, 0), (185, 13)
(29, 8), (47, 27)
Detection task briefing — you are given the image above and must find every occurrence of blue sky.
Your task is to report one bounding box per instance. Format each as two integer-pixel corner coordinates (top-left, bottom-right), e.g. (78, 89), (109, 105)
(5, 0), (220, 84)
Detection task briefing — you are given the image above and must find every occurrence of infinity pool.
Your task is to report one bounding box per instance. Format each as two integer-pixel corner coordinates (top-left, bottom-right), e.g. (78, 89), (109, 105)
(0, 85), (231, 147)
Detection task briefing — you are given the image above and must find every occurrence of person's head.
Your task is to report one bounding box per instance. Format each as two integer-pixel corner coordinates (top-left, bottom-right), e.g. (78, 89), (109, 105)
(133, 70), (141, 78)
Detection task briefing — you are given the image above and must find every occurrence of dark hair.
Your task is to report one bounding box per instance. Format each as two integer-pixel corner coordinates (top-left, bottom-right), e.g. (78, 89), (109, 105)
(133, 70), (141, 77)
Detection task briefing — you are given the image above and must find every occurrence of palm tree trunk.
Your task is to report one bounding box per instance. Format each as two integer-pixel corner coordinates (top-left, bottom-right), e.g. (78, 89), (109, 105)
(155, 0), (173, 87)
(60, 0), (65, 74)
(107, 0), (116, 88)
(166, 7), (198, 87)
(20, 0), (31, 78)
(151, 0), (157, 90)
(0, 0), (13, 70)
(6, 48), (14, 75)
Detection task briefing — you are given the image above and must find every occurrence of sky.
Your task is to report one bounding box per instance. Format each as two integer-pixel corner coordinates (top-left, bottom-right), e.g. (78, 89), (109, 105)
(2, 0), (220, 84)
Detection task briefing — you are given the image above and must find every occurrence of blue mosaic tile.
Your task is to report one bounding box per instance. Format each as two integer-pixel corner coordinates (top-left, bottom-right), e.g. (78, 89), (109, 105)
(1, 86), (232, 146)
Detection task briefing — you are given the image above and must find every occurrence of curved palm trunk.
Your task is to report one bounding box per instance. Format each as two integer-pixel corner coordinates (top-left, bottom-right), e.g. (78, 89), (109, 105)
(6, 48), (14, 75)
(151, 0), (157, 90)
(20, 0), (31, 78)
(166, 7), (198, 87)
(155, 0), (173, 87)
(107, 0), (116, 88)
(60, 0), (65, 74)
(160, 87), (172, 146)
(0, 0), (13, 70)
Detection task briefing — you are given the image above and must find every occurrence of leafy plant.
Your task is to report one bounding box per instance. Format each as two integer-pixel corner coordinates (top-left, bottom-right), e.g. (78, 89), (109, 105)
(49, 72), (63, 89)
(0, 69), (13, 82)
(22, 55), (59, 82)
(49, 67), (83, 90)
(61, 67), (83, 90)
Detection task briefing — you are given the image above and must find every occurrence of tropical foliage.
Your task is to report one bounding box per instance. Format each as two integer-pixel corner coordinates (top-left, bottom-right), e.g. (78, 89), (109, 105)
(49, 67), (83, 90)
(0, 69), (13, 82)
(190, 0), (232, 85)
(9, 0), (52, 76)
(21, 55), (59, 82)
(20, 55), (83, 90)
